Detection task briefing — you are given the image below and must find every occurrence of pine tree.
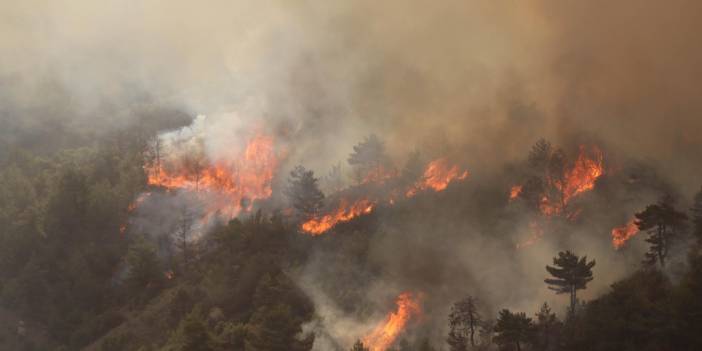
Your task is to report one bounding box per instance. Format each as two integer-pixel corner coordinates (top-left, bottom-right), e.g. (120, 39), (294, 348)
(635, 195), (688, 267)
(347, 134), (388, 183)
(285, 165), (325, 220)
(494, 309), (535, 351)
(447, 296), (481, 350)
(534, 303), (562, 351)
(544, 251), (595, 316)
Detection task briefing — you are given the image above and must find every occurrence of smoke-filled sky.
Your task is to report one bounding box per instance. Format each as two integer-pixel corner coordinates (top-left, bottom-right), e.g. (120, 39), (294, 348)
(3, 0), (701, 193)
(3, 2), (701, 348)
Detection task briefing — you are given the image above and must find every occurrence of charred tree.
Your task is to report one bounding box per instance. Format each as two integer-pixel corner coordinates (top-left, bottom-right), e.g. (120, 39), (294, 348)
(544, 251), (595, 316)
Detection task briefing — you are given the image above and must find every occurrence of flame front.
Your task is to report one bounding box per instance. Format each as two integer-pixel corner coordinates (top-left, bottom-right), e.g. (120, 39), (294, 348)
(301, 199), (375, 235)
(301, 157), (469, 235)
(363, 292), (422, 351)
(612, 218), (639, 249)
(145, 134), (278, 218)
(406, 158), (469, 197)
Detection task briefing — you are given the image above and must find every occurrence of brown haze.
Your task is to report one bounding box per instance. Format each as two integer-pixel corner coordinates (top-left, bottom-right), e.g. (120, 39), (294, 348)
(2, 0), (701, 349)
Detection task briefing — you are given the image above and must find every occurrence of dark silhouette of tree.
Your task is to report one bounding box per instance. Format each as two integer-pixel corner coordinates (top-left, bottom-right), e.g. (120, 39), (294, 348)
(545, 251), (595, 315)
(174, 205), (195, 270)
(350, 340), (369, 351)
(285, 165), (325, 220)
(635, 195), (688, 267)
(691, 187), (702, 244)
(533, 303), (562, 351)
(347, 134), (388, 183)
(447, 296), (481, 350)
(494, 309), (534, 351)
(528, 138), (553, 171)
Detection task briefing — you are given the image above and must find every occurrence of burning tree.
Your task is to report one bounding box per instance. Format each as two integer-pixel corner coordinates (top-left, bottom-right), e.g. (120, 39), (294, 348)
(447, 296), (481, 350)
(544, 251), (595, 316)
(635, 195), (688, 267)
(493, 309), (535, 351)
(285, 165), (325, 221)
(517, 140), (604, 217)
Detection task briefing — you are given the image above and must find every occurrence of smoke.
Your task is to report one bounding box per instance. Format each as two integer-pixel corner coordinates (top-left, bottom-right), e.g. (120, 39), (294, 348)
(3, 0), (701, 348)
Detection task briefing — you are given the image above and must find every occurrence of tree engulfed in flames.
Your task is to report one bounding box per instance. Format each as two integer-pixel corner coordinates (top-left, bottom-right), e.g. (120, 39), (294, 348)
(611, 218), (639, 249)
(144, 134), (278, 218)
(406, 158), (469, 197)
(363, 292), (422, 351)
(301, 199), (375, 235)
(538, 146), (605, 216)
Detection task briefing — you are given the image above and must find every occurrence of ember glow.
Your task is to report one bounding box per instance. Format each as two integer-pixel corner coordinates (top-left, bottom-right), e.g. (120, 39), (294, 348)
(363, 292), (422, 351)
(145, 134), (278, 218)
(406, 158), (469, 197)
(301, 199), (375, 235)
(611, 218), (640, 249)
(516, 220), (545, 249)
(509, 185), (523, 201)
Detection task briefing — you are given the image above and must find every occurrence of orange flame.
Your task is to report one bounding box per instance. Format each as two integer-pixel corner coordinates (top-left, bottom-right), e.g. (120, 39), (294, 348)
(363, 292), (422, 351)
(406, 158), (469, 197)
(612, 218), (639, 249)
(509, 185), (523, 201)
(145, 134), (278, 219)
(301, 199), (375, 235)
(555, 145), (604, 204)
(539, 146), (604, 217)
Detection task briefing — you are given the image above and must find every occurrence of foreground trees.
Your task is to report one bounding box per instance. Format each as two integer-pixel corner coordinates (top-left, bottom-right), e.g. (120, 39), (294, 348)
(544, 251), (595, 315)
(635, 196), (688, 267)
(493, 309), (534, 351)
(447, 296), (481, 350)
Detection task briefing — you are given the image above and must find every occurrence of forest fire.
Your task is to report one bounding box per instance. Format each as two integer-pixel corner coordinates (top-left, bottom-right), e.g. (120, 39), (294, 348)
(144, 134), (278, 218)
(406, 158), (469, 197)
(611, 218), (640, 249)
(301, 199), (375, 235)
(363, 292), (423, 351)
(556, 145), (605, 204)
(538, 145), (605, 217)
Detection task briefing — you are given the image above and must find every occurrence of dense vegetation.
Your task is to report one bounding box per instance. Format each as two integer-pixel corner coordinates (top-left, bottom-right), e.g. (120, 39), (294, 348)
(1, 126), (702, 351)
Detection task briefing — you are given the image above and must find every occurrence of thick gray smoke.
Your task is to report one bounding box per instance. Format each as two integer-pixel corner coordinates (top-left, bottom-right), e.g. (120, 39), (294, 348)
(2, 0), (701, 349)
